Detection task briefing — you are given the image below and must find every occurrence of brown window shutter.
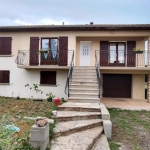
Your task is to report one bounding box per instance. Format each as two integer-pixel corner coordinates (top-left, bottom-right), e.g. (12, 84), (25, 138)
(0, 71), (2, 83)
(58, 37), (68, 66)
(0, 37), (3, 55)
(3, 37), (12, 55)
(40, 71), (56, 84)
(100, 41), (109, 66)
(30, 37), (39, 66)
(1, 71), (10, 83)
(127, 41), (136, 67)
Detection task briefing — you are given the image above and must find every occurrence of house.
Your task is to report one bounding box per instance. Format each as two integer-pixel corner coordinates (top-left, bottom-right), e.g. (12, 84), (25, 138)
(0, 23), (150, 102)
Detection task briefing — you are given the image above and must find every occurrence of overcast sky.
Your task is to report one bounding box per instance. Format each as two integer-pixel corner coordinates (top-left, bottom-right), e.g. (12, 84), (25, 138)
(0, 0), (150, 26)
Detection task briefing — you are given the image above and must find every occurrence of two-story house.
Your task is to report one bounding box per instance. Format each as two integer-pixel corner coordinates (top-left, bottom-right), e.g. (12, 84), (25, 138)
(0, 23), (150, 102)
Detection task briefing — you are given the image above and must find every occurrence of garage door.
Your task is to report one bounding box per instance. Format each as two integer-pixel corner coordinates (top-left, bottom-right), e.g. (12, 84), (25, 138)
(103, 74), (131, 98)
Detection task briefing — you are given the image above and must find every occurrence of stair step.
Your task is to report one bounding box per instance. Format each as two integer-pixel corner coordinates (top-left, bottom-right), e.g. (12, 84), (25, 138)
(51, 126), (104, 150)
(53, 111), (101, 122)
(73, 70), (96, 73)
(73, 72), (97, 75)
(70, 84), (99, 89)
(70, 93), (99, 98)
(58, 102), (101, 112)
(69, 88), (99, 94)
(71, 79), (97, 82)
(91, 134), (111, 150)
(74, 66), (96, 69)
(72, 76), (97, 79)
(71, 81), (98, 86)
(54, 119), (102, 138)
(68, 97), (100, 103)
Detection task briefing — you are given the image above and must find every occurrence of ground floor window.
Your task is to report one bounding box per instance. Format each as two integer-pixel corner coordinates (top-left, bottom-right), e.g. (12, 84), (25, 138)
(0, 70), (10, 83)
(40, 71), (56, 85)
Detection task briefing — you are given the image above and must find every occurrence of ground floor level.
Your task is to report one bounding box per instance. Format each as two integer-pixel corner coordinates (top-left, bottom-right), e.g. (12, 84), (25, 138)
(101, 98), (150, 110)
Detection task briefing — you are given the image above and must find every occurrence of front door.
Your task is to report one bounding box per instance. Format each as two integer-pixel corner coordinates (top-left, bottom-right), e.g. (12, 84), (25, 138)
(80, 41), (91, 66)
(109, 42), (126, 66)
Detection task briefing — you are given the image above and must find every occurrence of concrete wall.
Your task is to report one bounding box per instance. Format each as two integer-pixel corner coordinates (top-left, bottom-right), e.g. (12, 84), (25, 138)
(76, 37), (145, 66)
(132, 74), (145, 99)
(0, 56), (68, 99)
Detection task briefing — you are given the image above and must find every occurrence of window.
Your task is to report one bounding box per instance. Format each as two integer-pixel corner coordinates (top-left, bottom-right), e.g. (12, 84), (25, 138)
(41, 38), (58, 60)
(0, 37), (12, 55)
(40, 71), (56, 85)
(0, 71), (10, 83)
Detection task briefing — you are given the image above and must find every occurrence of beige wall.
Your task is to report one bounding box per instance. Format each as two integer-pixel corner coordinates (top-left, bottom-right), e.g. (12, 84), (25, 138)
(76, 37), (146, 66)
(132, 74), (145, 99)
(0, 30), (150, 66)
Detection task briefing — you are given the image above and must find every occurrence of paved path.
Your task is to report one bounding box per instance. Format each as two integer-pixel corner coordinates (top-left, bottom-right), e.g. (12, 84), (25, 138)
(101, 98), (150, 110)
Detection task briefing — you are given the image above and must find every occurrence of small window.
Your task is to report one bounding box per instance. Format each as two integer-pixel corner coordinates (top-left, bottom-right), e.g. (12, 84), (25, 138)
(0, 37), (12, 55)
(0, 71), (10, 83)
(40, 71), (56, 85)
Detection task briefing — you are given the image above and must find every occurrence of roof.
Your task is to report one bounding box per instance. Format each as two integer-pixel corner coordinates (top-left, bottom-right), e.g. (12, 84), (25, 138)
(0, 24), (150, 32)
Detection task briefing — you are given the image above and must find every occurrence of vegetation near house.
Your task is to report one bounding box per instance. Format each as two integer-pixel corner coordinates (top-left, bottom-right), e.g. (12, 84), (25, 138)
(0, 97), (55, 150)
(108, 108), (150, 150)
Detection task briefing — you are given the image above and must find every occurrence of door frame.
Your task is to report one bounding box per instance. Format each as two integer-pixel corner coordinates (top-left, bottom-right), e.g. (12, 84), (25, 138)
(80, 41), (91, 66)
(109, 42), (126, 67)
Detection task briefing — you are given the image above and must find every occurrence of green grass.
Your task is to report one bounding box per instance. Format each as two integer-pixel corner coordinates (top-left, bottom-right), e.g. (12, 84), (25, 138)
(108, 108), (150, 150)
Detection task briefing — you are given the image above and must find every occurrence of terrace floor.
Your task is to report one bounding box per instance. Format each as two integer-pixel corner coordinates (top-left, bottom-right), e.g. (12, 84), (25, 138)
(101, 98), (150, 110)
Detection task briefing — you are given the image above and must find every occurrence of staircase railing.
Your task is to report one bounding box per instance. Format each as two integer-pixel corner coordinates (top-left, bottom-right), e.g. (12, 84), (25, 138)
(65, 51), (74, 96)
(95, 51), (103, 98)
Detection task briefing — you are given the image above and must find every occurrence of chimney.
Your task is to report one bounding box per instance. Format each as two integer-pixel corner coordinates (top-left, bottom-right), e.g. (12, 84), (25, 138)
(90, 22), (94, 25)
(62, 22), (65, 25)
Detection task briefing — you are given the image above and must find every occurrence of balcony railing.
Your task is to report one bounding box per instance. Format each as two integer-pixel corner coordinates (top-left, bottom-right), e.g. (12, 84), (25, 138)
(95, 50), (150, 67)
(16, 50), (74, 66)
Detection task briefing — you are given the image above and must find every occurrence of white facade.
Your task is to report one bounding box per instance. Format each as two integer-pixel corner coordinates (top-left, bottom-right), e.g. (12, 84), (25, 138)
(0, 56), (68, 99)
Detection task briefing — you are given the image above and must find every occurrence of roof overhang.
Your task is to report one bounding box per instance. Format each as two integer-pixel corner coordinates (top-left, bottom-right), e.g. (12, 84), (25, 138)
(0, 24), (150, 32)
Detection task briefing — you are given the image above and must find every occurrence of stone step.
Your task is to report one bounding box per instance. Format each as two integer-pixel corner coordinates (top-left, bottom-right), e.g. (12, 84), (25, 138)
(71, 78), (97, 82)
(68, 97), (100, 103)
(52, 111), (101, 122)
(70, 84), (99, 89)
(71, 81), (98, 86)
(69, 88), (99, 94)
(58, 102), (101, 112)
(91, 134), (111, 150)
(74, 66), (96, 69)
(72, 72), (97, 76)
(54, 119), (103, 138)
(73, 70), (96, 73)
(72, 75), (97, 79)
(70, 93), (99, 98)
(51, 126), (103, 150)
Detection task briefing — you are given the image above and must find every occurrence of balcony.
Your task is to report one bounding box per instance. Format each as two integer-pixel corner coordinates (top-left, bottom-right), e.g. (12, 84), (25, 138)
(16, 50), (74, 69)
(95, 50), (150, 68)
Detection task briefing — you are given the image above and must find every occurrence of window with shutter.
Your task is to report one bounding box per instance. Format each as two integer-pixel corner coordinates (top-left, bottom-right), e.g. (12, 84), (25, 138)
(40, 71), (56, 85)
(0, 70), (10, 83)
(0, 37), (12, 55)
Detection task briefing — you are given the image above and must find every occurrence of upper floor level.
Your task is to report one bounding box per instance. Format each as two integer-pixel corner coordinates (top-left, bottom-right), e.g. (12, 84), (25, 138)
(0, 24), (150, 70)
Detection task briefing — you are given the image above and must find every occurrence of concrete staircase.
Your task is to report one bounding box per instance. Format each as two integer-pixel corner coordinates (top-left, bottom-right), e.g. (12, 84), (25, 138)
(51, 102), (110, 150)
(68, 66), (100, 103)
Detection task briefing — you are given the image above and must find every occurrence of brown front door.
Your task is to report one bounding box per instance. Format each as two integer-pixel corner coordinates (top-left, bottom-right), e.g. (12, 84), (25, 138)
(103, 74), (131, 98)
(109, 42), (126, 66)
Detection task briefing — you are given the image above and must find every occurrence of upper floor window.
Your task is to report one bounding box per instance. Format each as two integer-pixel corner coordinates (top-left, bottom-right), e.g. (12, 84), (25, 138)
(0, 37), (12, 55)
(0, 70), (10, 83)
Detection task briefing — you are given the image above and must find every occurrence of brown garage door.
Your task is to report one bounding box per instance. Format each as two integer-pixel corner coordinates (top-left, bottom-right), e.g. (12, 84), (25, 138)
(103, 74), (131, 98)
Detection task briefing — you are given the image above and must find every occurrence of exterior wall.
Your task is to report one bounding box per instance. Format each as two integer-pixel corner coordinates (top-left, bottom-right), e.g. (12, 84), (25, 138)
(148, 36), (150, 102)
(132, 74), (145, 99)
(76, 37), (145, 66)
(0, 56), (68, 99)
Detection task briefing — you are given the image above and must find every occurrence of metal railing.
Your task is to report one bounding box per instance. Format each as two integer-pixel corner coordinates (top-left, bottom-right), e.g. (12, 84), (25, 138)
(15, 50), (74, 66)
(64, 51), (74, 96)
(95, 51), (103, 99)
(95, 50), (150, 67)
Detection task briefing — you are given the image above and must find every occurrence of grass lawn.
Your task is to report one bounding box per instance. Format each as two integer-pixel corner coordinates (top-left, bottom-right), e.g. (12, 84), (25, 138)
(0, 97), (55, 149)
(108, 108), (150, 150)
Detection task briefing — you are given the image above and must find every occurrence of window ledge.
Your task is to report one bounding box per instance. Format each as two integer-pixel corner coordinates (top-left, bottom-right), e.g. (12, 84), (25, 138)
(0, 83), (10, 85)
(39, 84), (57, 87)
(0, 55), (12, 57)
